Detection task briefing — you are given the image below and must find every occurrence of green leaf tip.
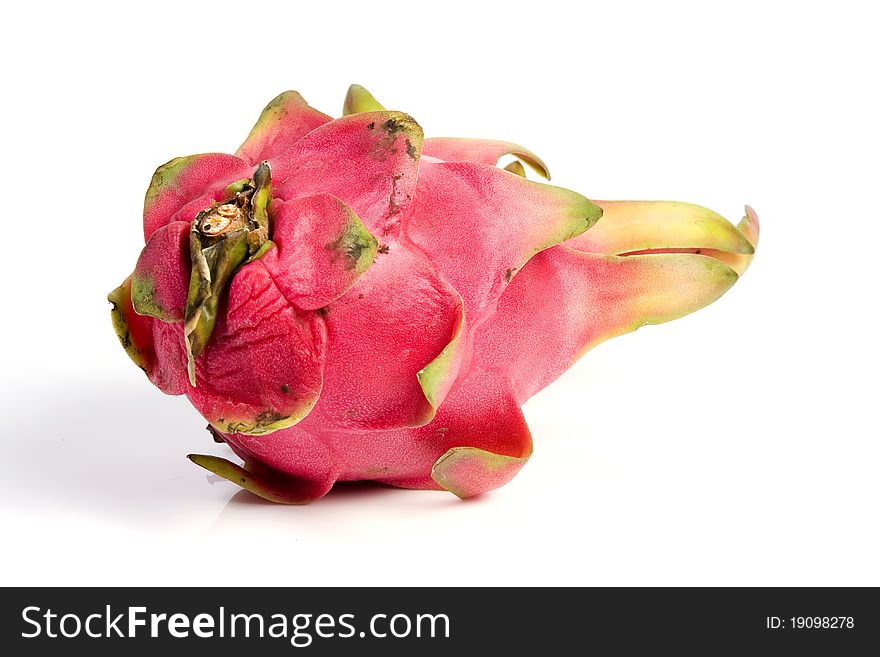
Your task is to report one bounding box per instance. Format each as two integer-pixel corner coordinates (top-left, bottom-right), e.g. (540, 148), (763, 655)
(343, 84), (386, 115)
(187, 454), (325, 504)
(417, 295), (465, 416)
(108, 278), (152, 373)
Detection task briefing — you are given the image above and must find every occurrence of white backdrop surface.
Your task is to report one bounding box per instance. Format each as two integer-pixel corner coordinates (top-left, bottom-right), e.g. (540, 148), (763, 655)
(1, 1), (877, 586)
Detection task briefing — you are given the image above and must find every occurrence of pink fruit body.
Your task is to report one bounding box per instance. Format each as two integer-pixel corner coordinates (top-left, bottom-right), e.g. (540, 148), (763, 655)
(109, 85), (759, 503)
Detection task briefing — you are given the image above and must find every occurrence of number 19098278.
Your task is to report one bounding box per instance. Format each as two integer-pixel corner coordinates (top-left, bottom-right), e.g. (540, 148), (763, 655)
(766, 616), (854, 629)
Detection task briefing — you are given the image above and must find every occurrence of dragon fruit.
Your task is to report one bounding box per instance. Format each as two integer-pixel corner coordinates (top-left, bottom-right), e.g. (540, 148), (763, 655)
(109, 85), (759, 503)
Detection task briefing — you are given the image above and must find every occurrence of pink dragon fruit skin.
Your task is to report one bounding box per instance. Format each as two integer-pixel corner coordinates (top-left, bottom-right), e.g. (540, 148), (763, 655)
(109, 85), (758, 504)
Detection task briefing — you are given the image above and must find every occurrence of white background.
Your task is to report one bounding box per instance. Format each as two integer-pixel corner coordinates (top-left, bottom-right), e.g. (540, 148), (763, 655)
(1, 1), (877, 586)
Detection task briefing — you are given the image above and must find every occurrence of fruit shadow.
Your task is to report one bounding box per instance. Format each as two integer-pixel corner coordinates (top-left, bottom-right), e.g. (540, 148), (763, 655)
(206, 481), (488, 539)
(2, 377), (471, 533)
(2, 378), (227, 528)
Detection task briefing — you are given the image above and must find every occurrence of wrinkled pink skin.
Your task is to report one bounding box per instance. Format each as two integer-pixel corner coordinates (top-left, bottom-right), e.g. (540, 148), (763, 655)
(116, 90), (758, 502)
